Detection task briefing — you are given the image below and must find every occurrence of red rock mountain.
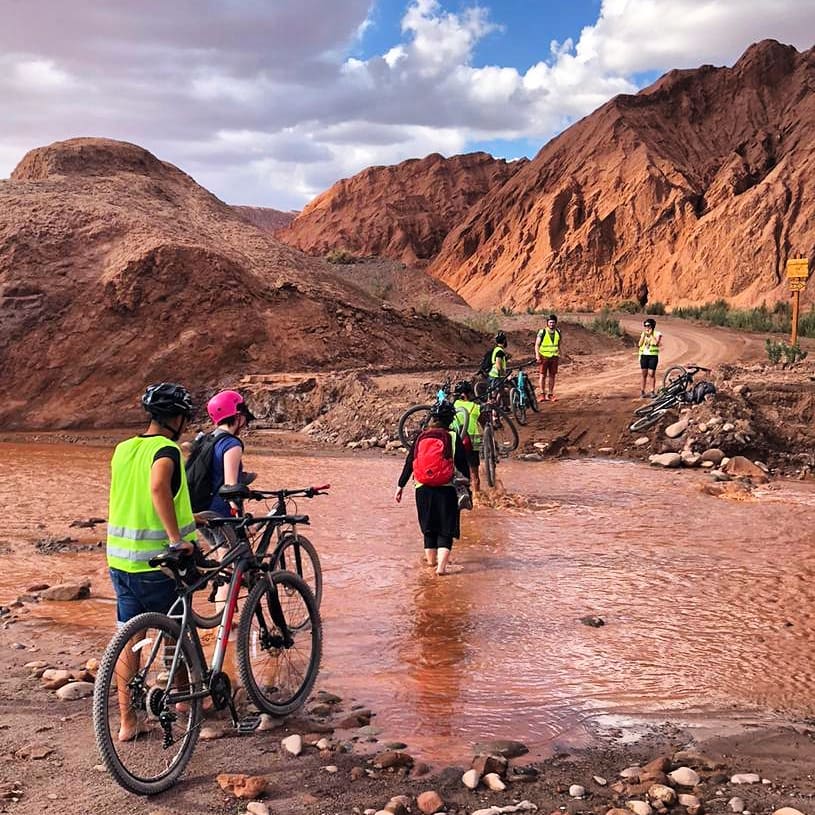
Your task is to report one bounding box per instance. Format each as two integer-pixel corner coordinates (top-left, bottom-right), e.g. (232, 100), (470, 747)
(277, 152), (524, 264)
(0, 138), (482, 429)
(430, 40), (815, 309)
(233, 205), (296, 232)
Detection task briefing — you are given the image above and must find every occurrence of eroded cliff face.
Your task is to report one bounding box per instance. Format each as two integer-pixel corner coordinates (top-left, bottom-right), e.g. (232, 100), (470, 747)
(0, 138), (482, 429)
(429, 40), (815, 309)
(277, 152), (525, 264)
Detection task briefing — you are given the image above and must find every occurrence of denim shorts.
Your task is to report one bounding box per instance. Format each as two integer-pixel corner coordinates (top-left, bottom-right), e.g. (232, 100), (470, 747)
(109, 568), (178, 627)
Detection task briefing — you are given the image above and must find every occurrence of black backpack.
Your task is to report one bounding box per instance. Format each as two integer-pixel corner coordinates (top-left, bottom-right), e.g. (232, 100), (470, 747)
(690, 380), (716, 404)
(185, 430), (241, 512)
(479, 347), (494, 375)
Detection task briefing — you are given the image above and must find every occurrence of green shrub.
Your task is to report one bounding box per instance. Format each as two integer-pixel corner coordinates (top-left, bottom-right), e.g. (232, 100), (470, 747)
(671, 299), (815, 336)
(589, 308), (623, 337)
(782, 343), (808, 364)
(765, 338), (783, 364)
(645, 301), (666, 315)
(617, 300), (641, 314)
(325, 248), (357, 264)
(463, 311), (500, 335)
(766, 338), (808, 364)
(500, 305), (515, 316)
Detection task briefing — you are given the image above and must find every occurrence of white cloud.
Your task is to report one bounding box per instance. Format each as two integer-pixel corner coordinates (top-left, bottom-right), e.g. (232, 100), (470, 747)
(0, 1), (813, 206)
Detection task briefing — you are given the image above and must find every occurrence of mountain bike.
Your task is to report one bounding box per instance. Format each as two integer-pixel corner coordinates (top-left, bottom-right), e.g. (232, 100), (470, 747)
(192, 483), (329, 629)
(476, 376), (520, 454)
(629, 364), (711, 431)
(507, 365), (538, 425)
(477, 379), (520, 486)
(92, 513), (321, 795)
(397, 377), (453, 448)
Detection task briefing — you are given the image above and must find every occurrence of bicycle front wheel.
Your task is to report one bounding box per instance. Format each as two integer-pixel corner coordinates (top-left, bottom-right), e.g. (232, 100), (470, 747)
(493, 409), (520, 455)
(629, 408), (669, 432)
(273, 532), (322, 616)
(510, 389), (527, 425)
(397, 404), (432, 448)
(237, 571), (322, 716)
(526, 381), (539, 412)
(482, 425), (497, 487)
(92, 612), (203, 795)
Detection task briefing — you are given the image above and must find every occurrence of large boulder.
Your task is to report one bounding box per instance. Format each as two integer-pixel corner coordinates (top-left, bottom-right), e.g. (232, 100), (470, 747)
(722, 456), (769, 482)
(649, 453), (681, 468)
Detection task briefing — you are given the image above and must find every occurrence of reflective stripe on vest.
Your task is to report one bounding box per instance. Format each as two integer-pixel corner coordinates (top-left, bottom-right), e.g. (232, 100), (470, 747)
(106, 435), (197, 573)
(454, 399), (482, 449)
(489, 345), (505, 378)
(638, 331), (661, 356)
(538, 329), (561, 357)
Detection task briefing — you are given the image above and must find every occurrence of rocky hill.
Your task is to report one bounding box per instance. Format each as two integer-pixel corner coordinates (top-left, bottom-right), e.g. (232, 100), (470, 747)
(277, 152), (524, 264)
(232, 205), (296, 232)
(429, 40), (815, 310)
(0, 138), (483, 429)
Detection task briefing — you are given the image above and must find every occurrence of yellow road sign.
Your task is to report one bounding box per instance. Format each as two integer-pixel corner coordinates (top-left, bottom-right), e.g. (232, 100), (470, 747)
(786, 258), (809, 279)
(789, 279), (807, 291)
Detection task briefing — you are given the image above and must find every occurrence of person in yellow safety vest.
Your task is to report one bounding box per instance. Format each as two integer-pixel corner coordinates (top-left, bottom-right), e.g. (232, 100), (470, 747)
(638, 318), (663, 397)
(488, 331), (509, 380)
(535, 314), (562, 401)
(452, 380), (482, 493)
(106, 382), (197, 742)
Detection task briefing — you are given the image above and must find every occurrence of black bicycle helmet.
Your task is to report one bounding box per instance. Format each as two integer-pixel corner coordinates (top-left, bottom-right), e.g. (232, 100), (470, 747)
(430, 401), (456, 427)
(643, 318), (656, 328)
(141, 382), (195, 419)
(453, 379), (474, 397)
(495, 331), (507, 345)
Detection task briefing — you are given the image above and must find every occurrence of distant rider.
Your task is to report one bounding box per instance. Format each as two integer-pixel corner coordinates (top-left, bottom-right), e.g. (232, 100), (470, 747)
(638, 318), (663, 397)
(488, 331), (509, 382)
(535, 314), (562, 401)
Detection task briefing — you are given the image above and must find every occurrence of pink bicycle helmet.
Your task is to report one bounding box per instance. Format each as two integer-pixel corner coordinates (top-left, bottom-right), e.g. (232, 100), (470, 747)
(206, 390), (255, 423)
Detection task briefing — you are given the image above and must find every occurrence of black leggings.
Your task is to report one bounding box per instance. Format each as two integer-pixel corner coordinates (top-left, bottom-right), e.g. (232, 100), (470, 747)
(424, 533), (453, 550)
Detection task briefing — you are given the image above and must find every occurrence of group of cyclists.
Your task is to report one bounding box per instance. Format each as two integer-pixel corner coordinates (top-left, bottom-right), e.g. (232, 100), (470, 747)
(393, 316), (564, 574)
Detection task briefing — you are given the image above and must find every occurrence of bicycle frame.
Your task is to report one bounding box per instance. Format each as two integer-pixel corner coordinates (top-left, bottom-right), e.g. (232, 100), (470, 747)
(154, 516), (295, 712)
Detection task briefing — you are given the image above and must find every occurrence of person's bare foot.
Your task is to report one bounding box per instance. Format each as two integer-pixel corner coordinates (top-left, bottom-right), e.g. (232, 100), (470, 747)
(118, 718), (149, 742)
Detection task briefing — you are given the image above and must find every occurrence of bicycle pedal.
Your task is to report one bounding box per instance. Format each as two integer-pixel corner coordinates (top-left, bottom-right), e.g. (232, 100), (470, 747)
(236, 715), (262, 734)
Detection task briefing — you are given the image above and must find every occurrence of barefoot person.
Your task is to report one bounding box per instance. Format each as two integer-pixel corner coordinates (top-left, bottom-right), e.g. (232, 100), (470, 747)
(638, 318), (663, 396)
(106, 383), (197, 742)
(535, 314), (562, 401)
(395, 401), (470, 576)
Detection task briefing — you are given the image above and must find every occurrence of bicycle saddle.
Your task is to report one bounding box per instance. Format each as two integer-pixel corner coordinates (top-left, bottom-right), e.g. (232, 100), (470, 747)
(218, 483), (251, 501)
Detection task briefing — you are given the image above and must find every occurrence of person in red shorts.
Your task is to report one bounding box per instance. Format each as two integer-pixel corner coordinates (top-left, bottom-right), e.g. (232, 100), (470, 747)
(535, 314), (562, 401)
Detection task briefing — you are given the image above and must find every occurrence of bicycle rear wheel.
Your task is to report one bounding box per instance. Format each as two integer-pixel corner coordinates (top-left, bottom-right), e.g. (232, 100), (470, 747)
(237, 571), (321, 716)
(510, 389), (527, 425)
(482, 425), (497, 487)
(493, 409), (519, 455)
(397, 404), (432, 448)
(629, 408), (670, 432)
(92, 612), (203, 795)
(273, 532), (322, 619)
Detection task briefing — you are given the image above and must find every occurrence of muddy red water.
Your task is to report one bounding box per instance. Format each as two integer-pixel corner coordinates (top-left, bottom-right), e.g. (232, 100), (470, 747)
(3, 440), (815, 762)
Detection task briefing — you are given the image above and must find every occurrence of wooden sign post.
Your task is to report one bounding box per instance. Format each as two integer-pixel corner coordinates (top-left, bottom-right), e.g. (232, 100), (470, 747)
(786, 258), (810, 346)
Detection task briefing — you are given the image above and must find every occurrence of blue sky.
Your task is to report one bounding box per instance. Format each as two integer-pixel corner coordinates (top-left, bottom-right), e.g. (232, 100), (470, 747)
(1, 0), (813, 208)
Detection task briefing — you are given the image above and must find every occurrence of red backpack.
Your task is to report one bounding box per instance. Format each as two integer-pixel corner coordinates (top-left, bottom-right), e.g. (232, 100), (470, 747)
(412, 428), (455, 487)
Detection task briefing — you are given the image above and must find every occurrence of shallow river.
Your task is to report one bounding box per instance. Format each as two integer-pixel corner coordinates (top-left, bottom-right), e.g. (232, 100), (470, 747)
(2, 440), (814, 761)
